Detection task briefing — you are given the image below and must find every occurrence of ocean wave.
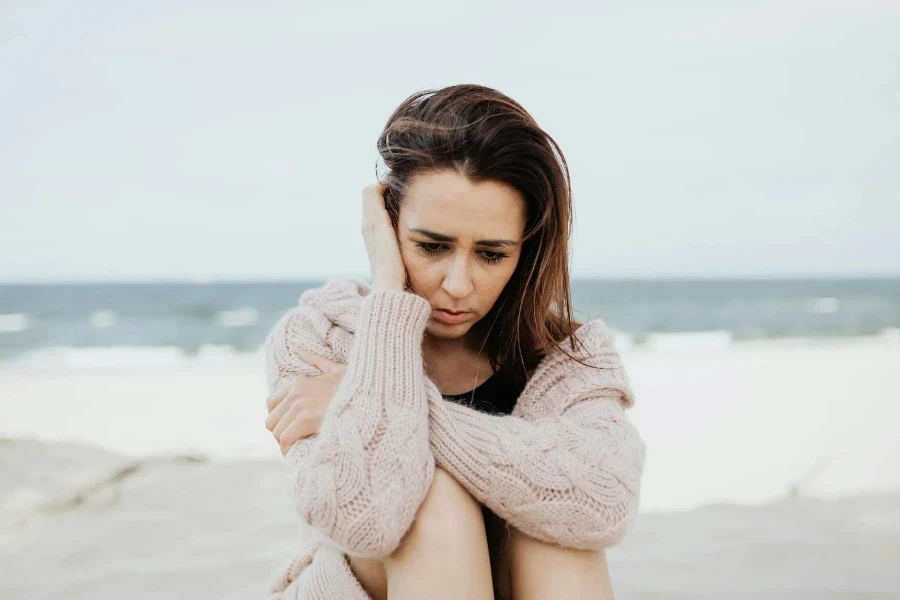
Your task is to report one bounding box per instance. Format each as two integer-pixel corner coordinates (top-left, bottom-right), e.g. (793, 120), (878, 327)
(3, 345), (266, 369)
(645, 329), (734, 351)
(808, 296), (840, 314)
(2, 328), (898, 369)
(0, 313), (31, 333)
(215, 307), (259, 328)
(89, 310), (118, 328)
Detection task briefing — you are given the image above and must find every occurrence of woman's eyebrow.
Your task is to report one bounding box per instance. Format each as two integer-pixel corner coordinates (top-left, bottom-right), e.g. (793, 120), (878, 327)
(409, 228), (519, 248)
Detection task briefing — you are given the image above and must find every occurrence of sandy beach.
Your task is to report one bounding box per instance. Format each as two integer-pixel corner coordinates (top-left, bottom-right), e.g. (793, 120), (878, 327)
(2, 337), (900, 598)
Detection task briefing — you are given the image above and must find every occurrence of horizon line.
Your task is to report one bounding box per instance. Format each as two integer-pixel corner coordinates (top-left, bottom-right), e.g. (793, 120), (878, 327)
(1, 272), (899, 285)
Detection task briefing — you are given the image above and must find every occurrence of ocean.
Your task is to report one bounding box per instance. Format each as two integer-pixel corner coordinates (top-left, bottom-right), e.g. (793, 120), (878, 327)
(1, 277), (898, 366)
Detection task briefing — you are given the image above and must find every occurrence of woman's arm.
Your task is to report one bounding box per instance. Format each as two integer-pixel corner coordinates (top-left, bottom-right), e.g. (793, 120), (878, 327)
(428, 395), (643, 550)
(426, 324), (645, 551)
(265, 289), (436, 559)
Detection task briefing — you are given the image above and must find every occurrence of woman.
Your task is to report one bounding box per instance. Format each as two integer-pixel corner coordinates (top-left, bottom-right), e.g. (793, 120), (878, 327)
(263, 84), (645, 599)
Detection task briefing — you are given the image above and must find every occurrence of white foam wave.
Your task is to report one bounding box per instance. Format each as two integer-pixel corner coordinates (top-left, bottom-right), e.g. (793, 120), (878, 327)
(0, 313), (31, 333)
(645, 329), (734, 351)
(89, 310), (118, 328)
(8, 346), (188, 368)
(2, 330), (893, 369)
(216, 307), (259, 327)
(809, 296), (840, 314)
(2, 345), (266, 369)
(880, 327), (900, 344)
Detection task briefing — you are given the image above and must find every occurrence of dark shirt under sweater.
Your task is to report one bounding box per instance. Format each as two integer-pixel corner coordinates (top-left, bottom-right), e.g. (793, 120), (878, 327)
(439, 368), (519, 415)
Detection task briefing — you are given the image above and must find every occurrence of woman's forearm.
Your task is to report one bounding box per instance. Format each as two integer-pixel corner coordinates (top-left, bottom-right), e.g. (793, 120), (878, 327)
(291, 289), (436, 558)
(427, 393), (645, 550)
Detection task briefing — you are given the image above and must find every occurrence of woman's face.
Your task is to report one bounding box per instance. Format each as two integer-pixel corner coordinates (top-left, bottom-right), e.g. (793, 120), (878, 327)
(397, 170), (526, 340)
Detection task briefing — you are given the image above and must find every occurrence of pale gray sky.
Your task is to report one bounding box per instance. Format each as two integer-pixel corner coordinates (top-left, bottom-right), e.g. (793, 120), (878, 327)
(1, 0), (898, 281)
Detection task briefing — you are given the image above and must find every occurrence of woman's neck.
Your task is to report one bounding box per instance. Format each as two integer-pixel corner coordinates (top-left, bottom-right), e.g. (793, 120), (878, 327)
(422, 331), (494, 395)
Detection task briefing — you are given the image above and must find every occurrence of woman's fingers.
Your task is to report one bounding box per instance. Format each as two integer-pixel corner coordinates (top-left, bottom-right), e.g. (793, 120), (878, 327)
(272, 401), (305, 440)
(296, 350), (343, 374)
(278, 416), (317, 455)
(361, 181), (389, 220)
(361, 182), (407, 291)
(266, 385), (290, 412)
(265, 392), (295, 431)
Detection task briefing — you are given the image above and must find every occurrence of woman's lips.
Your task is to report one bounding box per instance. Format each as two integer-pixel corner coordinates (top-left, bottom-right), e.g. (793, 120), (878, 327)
(433, 309), (472, 324)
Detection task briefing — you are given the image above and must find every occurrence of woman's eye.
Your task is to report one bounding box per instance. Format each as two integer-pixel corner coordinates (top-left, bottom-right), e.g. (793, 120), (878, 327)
(417, 243), (446, 256)
(415, 242), (507, 265)
(479, 251), (507, 264)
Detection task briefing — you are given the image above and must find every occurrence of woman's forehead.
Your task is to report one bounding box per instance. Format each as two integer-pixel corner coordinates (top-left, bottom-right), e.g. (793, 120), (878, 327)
(402, 171), (525, 234)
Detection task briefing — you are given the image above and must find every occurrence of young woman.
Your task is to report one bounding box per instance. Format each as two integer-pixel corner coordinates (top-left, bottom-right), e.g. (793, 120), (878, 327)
(263, 84), (645, 600)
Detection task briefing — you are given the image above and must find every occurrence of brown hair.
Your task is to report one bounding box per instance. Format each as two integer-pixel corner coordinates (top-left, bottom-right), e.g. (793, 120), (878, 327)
(375, 84), (589, 393)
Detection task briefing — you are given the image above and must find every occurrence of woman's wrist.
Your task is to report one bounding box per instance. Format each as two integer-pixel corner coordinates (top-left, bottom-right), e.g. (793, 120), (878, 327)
(371, 283), (405, 293)
(370, 275), (407, 293)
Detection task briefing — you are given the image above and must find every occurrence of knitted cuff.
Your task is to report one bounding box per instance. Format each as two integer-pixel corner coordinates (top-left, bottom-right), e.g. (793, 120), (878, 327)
(339, 289), (432, 400)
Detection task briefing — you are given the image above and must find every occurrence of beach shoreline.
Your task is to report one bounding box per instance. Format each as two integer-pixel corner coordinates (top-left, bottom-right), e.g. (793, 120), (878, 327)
(2, 336), (898, 510)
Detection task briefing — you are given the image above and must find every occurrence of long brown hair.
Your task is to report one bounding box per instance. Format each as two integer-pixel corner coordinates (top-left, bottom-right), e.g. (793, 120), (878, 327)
(375, 84), (589, 393)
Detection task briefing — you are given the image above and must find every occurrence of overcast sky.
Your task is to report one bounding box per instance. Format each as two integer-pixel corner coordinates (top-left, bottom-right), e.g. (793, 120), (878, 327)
(1, 0), (898, 282)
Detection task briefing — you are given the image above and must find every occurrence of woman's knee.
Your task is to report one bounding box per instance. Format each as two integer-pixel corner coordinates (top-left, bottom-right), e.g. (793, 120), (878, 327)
(349, 470), (493, 599)
(388, 468), (485, 561)
(417, 467), (482, 529)
(382, 469), (494, 598)
(506, 528), (614, 600)
(425, 467), (480, 510)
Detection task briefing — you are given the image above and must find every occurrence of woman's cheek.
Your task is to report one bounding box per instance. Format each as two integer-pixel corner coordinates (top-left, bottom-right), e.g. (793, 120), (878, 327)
(400, 249), (435, 292)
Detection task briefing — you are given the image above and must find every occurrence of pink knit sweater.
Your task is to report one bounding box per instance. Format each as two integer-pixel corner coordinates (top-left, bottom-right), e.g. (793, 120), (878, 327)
(263, 280), (645, 599)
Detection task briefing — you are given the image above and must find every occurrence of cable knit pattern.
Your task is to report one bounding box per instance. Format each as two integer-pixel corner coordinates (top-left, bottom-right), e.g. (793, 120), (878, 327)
(263, 279), (645, 599)
(266, 283), (435, 559)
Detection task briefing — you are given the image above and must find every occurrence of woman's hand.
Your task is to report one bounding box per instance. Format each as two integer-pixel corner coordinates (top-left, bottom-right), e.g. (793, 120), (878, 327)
(362, 182), (407, 292)
(265, 351), (347, 455)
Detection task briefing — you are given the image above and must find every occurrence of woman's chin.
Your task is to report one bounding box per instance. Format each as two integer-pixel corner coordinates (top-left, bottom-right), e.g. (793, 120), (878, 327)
(426, 320), (471, 338)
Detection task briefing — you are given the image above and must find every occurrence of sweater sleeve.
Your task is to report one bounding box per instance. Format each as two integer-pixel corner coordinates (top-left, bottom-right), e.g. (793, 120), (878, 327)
(427, 323), (645, 550)
(265, 289), (436, 559)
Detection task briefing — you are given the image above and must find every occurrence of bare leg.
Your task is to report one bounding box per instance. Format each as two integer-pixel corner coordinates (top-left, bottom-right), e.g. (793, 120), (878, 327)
(506, 527), (615, 600)
(347, 555), (388, 600)
(348, 468), (494, 600)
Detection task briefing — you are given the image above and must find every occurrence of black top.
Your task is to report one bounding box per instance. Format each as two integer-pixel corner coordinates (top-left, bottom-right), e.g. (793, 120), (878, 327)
(440, 369), (519, 415)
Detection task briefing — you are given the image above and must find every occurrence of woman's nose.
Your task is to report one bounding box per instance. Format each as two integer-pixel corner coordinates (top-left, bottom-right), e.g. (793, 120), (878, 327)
(441, 257), (474, 298)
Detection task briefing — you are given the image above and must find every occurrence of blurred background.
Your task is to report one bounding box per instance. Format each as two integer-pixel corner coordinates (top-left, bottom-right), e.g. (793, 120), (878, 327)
(1, 1), (899, 598)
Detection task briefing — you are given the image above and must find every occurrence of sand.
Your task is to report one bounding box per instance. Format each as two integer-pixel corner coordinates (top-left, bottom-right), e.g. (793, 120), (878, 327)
(2, 337), (899, 598)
